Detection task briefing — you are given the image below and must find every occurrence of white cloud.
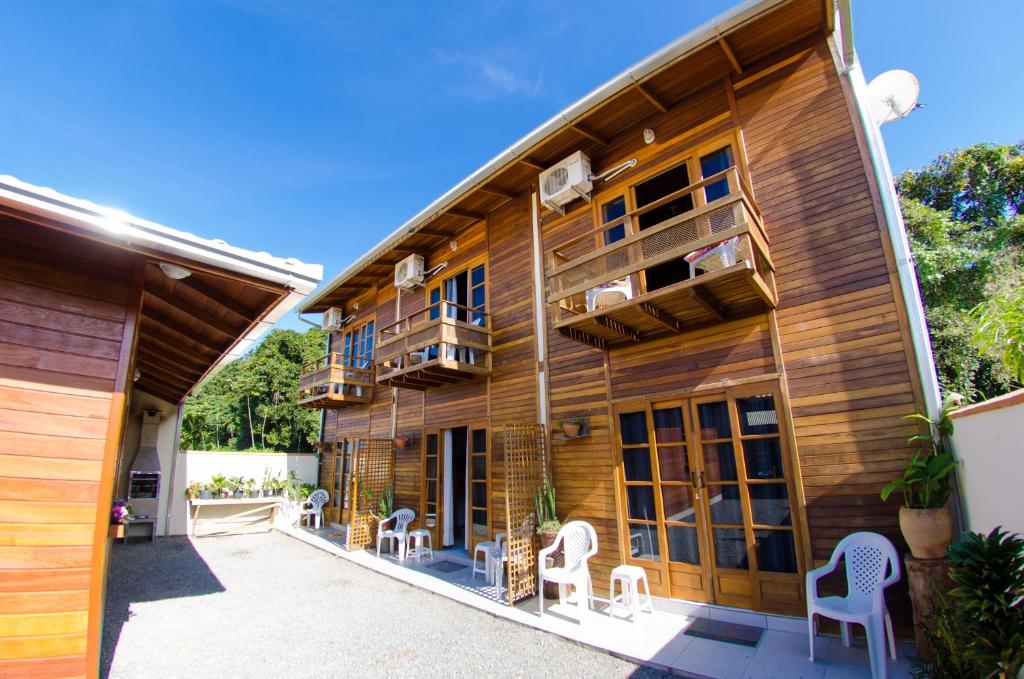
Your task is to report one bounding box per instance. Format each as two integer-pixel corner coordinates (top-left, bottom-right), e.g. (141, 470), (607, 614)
(431, 49), (544, 100)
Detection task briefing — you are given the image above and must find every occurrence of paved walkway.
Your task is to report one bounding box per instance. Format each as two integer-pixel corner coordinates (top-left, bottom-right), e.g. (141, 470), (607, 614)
(101, 532), (671, 679)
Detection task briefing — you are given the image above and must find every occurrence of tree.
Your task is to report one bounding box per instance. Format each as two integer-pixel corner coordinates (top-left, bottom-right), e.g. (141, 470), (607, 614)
(897, 142), (1024, 400)
(179, 327), (326, 451)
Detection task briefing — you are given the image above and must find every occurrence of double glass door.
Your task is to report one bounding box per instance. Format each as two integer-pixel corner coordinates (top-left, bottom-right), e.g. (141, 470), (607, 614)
(616, 385), (804, 614)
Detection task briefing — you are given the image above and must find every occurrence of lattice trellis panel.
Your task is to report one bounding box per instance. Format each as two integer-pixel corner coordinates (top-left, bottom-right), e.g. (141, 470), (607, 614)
(346, 438), (394, 551)
(503, 423), (546, 606)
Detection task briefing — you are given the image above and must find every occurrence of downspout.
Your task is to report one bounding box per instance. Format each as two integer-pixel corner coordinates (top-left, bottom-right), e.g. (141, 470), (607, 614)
(530, 191), (549, 427)
(835, 0), (941, 420)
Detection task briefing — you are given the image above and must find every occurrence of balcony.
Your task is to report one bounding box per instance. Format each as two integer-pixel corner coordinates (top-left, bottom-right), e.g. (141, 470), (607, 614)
(545, 168), (776, 349)
(298, 352), (374, 408)
(375, 301), (491, 390)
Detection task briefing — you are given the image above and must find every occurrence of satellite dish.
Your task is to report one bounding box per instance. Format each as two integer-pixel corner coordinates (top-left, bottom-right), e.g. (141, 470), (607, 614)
(867, 70), (920, 125)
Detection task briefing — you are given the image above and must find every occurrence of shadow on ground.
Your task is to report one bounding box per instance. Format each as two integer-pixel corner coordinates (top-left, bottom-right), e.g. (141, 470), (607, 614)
(101, 537), (224, 679)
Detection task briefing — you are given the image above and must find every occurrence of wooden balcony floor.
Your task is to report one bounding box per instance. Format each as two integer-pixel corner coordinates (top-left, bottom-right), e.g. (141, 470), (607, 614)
(377, 355), (489, 390)
(552, 263), (775, 349)
(298, 390), (372, 409)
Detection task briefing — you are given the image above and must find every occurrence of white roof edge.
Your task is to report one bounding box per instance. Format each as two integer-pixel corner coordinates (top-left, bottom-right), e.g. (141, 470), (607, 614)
(302, 0), (793, 312)
(0, 174), (323, 294)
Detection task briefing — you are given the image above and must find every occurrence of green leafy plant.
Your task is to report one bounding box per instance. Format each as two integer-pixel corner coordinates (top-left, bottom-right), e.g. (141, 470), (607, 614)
(912, 528), (1024, 679)
(533, 473), (561, 535)
(365, 485), (394, 519)
(209, 474), (228, 497)
(282, 471), (304, 501)
(881, 394), (961, 508)
(185, 481), (203, 499)
(970, 286), (1024, 385)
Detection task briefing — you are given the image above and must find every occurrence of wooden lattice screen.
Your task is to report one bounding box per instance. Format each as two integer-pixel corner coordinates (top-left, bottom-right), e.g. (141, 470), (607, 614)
(502, 423), (546, 606)
(347, 438), (394, 551)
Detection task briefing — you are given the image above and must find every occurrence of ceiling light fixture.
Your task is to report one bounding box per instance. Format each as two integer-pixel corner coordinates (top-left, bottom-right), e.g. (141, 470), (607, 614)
(159, 262), (192, 280)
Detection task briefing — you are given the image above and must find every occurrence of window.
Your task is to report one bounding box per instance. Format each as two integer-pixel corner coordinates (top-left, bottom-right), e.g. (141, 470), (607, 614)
(428, 262), (486, 323)
(601, 196), (627, 245)
(634, 163), (695, 291)
(699, 147), (735, 203)
(341, 319), (375, 368)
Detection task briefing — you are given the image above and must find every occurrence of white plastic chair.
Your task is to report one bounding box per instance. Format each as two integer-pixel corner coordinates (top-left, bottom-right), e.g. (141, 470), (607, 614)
(376, 508), (415, 560)
(807, 532), (900, 679)
(538, 521), (598, 622)
(585, 278), (633, 312)
(686, 236), (738, 278)
(300, 489), (329, 529)
(491, 534), (510, 593)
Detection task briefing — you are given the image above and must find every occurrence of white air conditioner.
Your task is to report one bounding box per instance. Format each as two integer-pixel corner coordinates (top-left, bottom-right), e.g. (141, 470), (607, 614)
(394, 253), (425, 289)
(322, 307), (345, 331)
(539, 150), (593, 214)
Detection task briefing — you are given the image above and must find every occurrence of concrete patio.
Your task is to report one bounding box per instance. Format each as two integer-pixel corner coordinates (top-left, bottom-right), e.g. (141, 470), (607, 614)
(285, 525), (916, 678)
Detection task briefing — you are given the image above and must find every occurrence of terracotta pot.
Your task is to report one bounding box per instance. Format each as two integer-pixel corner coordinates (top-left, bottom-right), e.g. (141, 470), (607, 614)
(562, 422), (581, 438)
(899, 506), (954, 559)
(538, 531), (562, 599)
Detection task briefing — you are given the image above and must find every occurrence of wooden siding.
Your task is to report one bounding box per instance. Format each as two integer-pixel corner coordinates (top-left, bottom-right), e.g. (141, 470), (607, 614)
(0, 242), (132, 679)
(314, 34), (925, 624)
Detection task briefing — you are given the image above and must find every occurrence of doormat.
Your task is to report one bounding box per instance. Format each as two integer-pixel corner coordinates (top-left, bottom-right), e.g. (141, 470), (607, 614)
(424, 560), (467, 573)
(683, 618), (763, 647)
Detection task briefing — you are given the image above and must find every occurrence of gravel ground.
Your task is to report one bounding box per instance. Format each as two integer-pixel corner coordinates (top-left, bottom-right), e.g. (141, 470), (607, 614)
(102, 532), (672, 679)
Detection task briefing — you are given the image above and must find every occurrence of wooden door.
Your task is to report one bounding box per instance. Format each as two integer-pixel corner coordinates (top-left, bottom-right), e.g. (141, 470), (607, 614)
(614, 385), (804, 614)
(467, 423), (490, 553)
(320, 443), (338, 525)
(421, 429), (442, 546)
(337, 438), (355, 527)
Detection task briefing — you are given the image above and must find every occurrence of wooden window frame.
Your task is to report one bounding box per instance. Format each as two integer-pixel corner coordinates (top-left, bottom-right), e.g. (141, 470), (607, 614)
(425, 254), (489, 324)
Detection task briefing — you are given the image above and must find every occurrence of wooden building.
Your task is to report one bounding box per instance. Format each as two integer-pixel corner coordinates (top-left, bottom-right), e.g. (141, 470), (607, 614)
(298, 0), (940, 623)
(0, 176), (321, 678)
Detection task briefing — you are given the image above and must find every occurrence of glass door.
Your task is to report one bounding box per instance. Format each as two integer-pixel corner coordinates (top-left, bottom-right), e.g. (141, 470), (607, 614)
(468, 426), (489, 553)
(614, 384), (804, 613)
(422, 430), (442, 546)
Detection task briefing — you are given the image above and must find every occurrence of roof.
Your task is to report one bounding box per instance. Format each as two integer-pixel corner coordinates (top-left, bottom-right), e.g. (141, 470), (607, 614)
(0, 174), (324, 401)
(301, 0), (834, 313)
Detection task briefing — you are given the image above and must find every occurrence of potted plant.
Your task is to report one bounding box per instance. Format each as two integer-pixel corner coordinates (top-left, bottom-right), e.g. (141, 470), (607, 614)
(881, 394), (962, 559)
(245, 478), (258, 498)
(229, 476), (246, 499)
(185, 481), (203, 501)
(210, 473), (229, 499)
(262, 469), (278, 497)
(561, 418), (584, 438)
(365, 485), (394, 547)
(199, 482), (214, 500)
(534, 473), (562, 598)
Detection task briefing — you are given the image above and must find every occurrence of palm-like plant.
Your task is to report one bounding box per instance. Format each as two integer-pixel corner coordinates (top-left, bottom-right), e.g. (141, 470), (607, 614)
(881, 394), (961, 508)
(533, 473), (560, 535)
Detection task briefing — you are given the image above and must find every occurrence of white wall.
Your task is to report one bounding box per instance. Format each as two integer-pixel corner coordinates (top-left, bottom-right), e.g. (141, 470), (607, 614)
(117, 390), (181, 537)
(165, 450), (319, 535)
(950, 388), (1024, 537)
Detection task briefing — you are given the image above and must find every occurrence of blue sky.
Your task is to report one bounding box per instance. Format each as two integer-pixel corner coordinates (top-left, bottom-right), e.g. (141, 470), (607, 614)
(2, 1), (1020, 332)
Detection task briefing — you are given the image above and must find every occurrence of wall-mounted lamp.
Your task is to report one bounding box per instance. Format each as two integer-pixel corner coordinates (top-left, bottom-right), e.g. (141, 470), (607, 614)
(449, 240), (458, 252)
(158, 262), (192, 280)
(643, 128), (656, 145)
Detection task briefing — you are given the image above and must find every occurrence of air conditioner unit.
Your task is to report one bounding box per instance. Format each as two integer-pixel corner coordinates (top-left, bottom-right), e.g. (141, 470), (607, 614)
(394, 253), (425, 290)
(322, 307), (345, 331)
(539, 150), (593, 214)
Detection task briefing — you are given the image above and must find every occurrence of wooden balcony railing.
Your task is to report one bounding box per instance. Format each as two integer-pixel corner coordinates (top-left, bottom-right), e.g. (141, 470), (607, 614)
(297, 351), (374, 408)
(375, 301), (492, 390)
(545, 168), (776, 349)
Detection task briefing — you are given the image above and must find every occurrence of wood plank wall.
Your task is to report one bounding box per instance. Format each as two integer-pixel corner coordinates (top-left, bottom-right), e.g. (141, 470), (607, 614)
(738, 41), (924, 562)
(0, 237), (134, 678)
(321, 36), (926, 621)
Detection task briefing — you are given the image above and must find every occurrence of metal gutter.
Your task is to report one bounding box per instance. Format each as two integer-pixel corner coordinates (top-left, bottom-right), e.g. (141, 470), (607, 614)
(301, 0), (795, 313)
(833, 0), (942, 419)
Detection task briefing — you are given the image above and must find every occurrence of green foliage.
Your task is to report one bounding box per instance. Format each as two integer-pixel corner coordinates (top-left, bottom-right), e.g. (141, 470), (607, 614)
(898, 142), (1024, 399)
(365, 485), (394, 519)
(970, 285), (1024, 383)
(912, 528), (1024, 678)
(180, 327), (326, 452)
(533, 472), (561, 535)
(881, 393), (960, 508)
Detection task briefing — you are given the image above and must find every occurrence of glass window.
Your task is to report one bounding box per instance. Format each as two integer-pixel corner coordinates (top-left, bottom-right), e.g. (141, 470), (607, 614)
(472, 483), (487, 508)
(713, 527), (749, 569)
(426, 434), (438, 455)
(697, 401), (731, 439)
(737, 394), (779, 435)
(472, 456), (486, 480)
(471, 264), (485, 287)
(471, 429), (487, 454)
(623, 448), (652, 482)
(619, 412), (648, 445)
(653, 407), (684, 442)
(628, 523), (660, 561)
(700, 147), (735, 203)
(667, 525), (701, 565)
(755, 529), (797, 573)
(743, 439), (784, 479)
(704, 441), (738, 482)
(627, 486), (657, 521)
(428, 287), (441, 321)
(657, 445), (689, 482)
(708, 485), (744, 524)
(601, 196), (627, 245)
(749, 484), (791, 526)
(472, 510), (488, 537)
(661, 485), (695, 522)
